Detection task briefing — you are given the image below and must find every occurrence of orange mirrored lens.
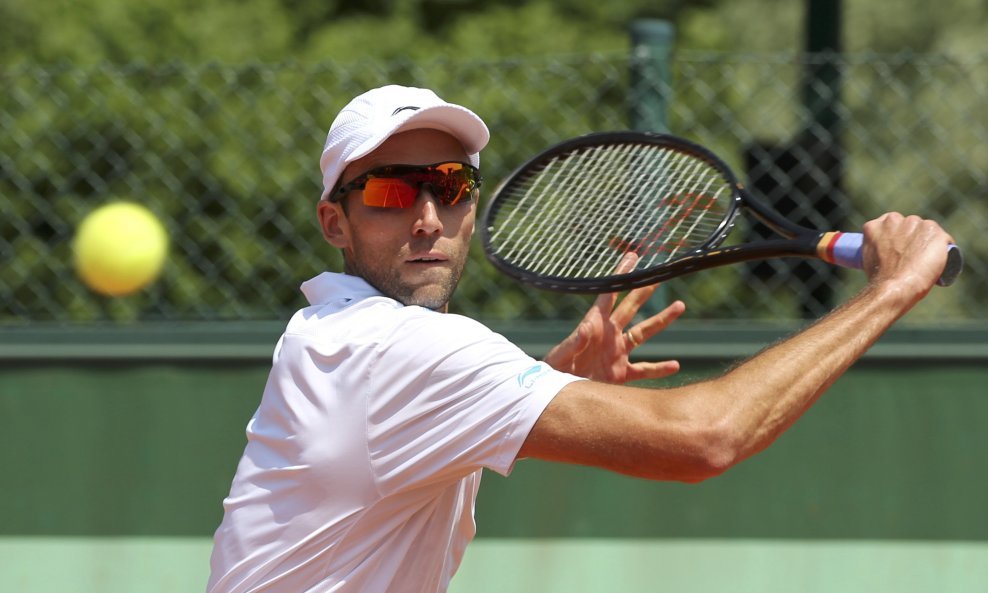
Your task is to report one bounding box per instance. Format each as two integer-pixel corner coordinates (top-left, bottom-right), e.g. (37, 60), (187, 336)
(436, 163), (464, 174)
(363, 178), (418, 208)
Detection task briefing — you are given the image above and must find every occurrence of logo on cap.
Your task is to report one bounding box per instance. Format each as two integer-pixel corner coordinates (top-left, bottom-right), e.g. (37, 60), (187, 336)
(392, 106), (421, 116)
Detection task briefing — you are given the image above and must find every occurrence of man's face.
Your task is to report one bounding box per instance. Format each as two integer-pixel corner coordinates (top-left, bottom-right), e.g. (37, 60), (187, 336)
(318, 129), (477, 311)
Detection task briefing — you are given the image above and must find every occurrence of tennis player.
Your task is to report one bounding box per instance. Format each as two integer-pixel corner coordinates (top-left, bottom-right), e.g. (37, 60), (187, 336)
(207, 85), (954, 593)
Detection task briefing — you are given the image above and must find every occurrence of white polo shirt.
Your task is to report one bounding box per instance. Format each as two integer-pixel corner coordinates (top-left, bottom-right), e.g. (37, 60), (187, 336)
(208, 272), (581, 593)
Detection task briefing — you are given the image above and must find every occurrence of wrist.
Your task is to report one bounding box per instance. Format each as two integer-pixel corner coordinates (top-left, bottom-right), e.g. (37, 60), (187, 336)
(859, 278), (923, 320)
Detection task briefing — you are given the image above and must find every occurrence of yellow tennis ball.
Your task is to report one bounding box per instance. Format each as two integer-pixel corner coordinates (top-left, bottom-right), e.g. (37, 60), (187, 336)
(73, 202), (169, 297)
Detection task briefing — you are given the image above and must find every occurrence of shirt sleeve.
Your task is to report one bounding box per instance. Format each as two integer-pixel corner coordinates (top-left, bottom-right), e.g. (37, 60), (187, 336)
(364, 310), (582, 494)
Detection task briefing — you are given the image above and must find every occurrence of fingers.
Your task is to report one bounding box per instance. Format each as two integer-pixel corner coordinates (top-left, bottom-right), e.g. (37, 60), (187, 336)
(865, 212), (952, 250)
(543, 322), (591, 372)
(614, 251), (639, 274)
(552, 251), (689, 383)
(598, 252), (640, 319)
(612, 283), (658, 328)
(623, 299), (686, 349)
(626, 359), (681, 382)
(609, 252), (651, 326)
(591, 290), (620, 324)
(862, 212), (953, 293)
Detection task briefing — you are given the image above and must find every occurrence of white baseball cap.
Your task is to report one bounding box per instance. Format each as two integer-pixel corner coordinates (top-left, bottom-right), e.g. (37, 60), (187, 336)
(319, 85), (490, 201)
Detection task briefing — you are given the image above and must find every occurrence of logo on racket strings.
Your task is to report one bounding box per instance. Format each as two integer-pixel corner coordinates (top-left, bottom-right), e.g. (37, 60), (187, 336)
(609, 191), (718, 259)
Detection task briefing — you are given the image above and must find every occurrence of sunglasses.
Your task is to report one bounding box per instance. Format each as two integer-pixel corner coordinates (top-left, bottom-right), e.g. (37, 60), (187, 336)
(332, 161), (482, 208)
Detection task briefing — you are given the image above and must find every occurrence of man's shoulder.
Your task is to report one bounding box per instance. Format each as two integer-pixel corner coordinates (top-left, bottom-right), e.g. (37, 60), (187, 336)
(281, 294), (498, 351)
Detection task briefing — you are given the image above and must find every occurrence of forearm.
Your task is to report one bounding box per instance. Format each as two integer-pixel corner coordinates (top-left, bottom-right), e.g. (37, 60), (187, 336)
(708, 281), (914, 465)
(523, 283), (918, 482)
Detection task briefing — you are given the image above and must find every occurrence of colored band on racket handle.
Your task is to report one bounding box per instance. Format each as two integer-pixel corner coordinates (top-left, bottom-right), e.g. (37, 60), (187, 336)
(817, 232), (962, 287)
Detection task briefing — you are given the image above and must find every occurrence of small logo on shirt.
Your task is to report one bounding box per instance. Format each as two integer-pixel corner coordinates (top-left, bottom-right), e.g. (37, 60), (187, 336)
(517, 363), (550, 388)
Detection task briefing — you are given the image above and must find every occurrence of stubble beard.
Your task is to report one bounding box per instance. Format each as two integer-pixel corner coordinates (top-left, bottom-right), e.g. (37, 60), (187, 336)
(343, 247), (466, 311)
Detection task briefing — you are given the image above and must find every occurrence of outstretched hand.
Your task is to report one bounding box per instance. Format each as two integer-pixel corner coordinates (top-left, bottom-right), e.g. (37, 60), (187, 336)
(543, 253), (686, 384)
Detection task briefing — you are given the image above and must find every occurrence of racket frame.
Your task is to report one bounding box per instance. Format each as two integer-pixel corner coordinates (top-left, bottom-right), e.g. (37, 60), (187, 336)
(481, 131), (833, 293)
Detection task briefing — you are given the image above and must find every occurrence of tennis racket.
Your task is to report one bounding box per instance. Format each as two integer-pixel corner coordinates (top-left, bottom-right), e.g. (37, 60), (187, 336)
(480, 131), (962, 292)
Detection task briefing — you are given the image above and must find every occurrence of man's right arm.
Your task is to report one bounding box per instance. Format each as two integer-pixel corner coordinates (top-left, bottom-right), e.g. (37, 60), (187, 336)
(518, 213), (954, 483)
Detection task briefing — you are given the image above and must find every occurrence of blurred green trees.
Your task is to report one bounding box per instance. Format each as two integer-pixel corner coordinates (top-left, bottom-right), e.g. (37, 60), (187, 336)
(1, 0), (984, 323)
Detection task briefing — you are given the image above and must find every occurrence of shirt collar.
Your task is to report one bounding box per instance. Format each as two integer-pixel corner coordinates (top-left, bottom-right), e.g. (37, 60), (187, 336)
(300, 272), (383, 306)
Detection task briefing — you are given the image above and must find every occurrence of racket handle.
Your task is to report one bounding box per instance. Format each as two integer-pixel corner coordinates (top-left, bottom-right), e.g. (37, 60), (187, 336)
(823, 232), (963, 287)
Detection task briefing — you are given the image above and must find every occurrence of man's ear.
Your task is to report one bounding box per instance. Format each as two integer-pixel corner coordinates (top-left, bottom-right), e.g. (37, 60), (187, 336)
(317, 200), (350, 249)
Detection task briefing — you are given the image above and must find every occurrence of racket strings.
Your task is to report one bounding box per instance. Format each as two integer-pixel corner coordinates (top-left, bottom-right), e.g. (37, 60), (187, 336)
(498, 144), (621, 274)
(525, 143), (651, 277)
(636, 148), (696, 263)
(497, 147), (606, 270)
(488, 142), (733, 280)
(640, 151), (725, 264)
(551, 144), (644, 277)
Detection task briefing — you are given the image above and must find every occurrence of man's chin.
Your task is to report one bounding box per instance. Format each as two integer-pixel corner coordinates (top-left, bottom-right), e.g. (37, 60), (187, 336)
(400, 287), (454, 311)
(353, 264), (462, 310)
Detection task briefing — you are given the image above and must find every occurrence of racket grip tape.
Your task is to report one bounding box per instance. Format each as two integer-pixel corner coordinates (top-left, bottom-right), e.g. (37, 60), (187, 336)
(818, 232), (962, 287)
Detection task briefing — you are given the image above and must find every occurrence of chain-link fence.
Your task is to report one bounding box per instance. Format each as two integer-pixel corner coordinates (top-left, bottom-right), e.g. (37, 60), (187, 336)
(2, 51), (985, 325)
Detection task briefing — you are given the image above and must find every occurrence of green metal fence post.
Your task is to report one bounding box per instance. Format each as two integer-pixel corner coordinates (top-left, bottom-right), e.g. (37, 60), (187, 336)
(628, 19), (675, 316)
(629, 19), (675, 134)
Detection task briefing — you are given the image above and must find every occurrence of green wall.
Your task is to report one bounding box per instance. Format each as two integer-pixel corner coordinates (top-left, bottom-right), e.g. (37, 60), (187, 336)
(1, 324), (986, 591)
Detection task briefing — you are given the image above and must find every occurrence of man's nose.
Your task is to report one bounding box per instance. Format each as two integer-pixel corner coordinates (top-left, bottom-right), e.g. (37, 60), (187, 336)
(411, 189), (443, 235)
